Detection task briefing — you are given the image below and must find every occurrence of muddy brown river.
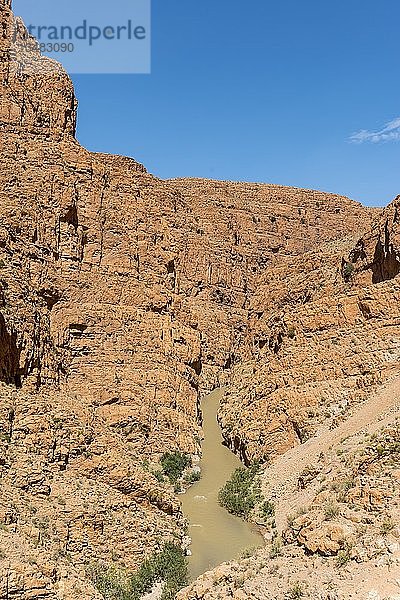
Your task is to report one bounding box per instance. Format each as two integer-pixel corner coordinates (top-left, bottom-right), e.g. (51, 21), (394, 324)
(181, 389), (263, 580)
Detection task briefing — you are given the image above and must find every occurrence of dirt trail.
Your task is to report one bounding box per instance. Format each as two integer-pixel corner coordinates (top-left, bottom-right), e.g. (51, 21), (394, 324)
(262, 376), (400, 530)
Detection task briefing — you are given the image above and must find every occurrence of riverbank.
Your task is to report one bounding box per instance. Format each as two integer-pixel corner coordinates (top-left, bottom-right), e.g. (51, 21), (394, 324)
(180, 389), (264, 580)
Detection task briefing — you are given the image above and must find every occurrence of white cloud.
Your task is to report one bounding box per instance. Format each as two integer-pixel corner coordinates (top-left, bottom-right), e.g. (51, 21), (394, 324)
(349, 117), (400, 143)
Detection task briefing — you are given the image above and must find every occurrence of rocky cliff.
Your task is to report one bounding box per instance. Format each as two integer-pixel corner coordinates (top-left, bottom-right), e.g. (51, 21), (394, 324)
(1, 0), (399, 598)
(177, 178), (400, 600)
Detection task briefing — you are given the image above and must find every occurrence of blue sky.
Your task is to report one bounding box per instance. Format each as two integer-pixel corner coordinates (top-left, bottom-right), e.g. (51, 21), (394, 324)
(67, 0), (400, 207)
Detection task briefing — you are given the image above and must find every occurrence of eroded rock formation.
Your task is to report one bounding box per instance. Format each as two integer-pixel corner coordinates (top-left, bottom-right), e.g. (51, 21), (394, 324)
(1, 0), (399, 597)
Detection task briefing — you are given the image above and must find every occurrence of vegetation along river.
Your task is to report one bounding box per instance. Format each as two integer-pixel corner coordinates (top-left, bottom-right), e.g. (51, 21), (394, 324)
(180, 388), (263, 580)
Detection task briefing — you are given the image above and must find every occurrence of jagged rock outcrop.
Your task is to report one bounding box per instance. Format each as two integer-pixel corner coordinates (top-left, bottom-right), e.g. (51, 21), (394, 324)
(348, 195), (400, 284)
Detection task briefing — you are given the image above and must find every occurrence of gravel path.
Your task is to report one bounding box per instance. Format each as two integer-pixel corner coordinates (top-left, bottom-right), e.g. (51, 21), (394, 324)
(261, 376), (400, 530)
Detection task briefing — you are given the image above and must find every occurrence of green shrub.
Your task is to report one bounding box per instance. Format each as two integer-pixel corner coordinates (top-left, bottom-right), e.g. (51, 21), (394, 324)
(160, 451), (191, 483)
(261, 499), (275, 519)
(324, 500), (340, 520)
(336, 543), (352, 567)
(342, 262), (355, 281)
(218, 463), (260, 519)
(287, 582), (304, 598)
(131, 542), (188, 600)
(240, 545), (257, 559)
(380, 516), (395, 535)
(88, 542), (188, 600)
(153, 469), (165, 483)
(332, 477), (355, 502)
(86, 563), (131, 600)
(269, 536), (282, 558)
(184, 470), (201, 484)
(376, 444), (384, 456)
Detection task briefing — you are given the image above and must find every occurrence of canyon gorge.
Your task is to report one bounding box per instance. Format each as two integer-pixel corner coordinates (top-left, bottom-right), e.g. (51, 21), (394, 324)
(0, 1), (399, 598)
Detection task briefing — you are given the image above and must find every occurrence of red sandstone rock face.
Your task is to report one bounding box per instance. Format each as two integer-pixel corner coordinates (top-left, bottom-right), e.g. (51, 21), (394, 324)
(168, 178), (377, 389)
(217, 229), (400, 464)
(0, 0), (396, 596)
(348, 195), (400, 285)
(0, 0), (76, 139)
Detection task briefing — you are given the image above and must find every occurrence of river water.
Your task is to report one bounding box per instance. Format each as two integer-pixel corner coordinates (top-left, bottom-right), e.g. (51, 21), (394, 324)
(180, 389), (263, 580)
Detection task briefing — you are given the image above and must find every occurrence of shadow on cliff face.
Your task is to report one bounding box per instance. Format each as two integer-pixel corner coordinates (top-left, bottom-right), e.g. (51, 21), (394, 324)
(372, 220), (400, 284)
(0, 312), (22, 386)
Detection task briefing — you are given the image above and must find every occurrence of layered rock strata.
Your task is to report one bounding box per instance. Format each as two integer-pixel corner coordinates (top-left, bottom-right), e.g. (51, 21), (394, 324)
(2, 0), (399, 597)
